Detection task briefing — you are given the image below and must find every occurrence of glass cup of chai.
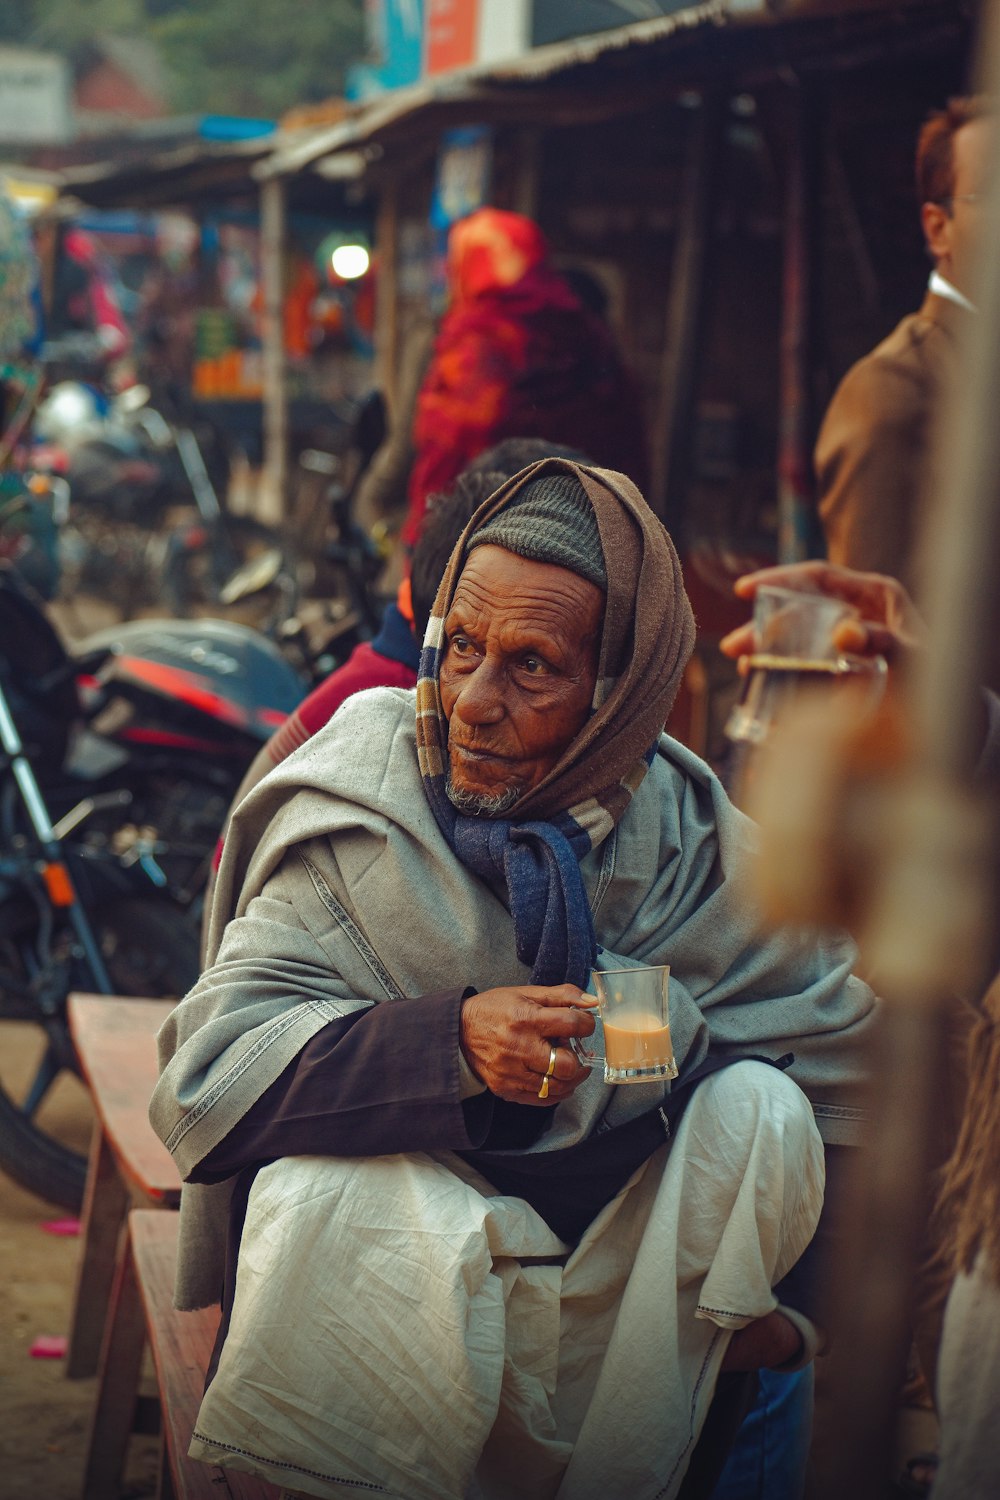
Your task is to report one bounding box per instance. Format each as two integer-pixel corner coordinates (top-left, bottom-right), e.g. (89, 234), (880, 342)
(723, 584), (888, 806)
(591, 965), (678, 1085)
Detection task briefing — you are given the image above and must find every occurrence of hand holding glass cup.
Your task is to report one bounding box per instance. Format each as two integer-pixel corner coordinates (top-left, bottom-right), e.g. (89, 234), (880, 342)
(589, 965), (677, 1085)
(724, 584), (888, 798)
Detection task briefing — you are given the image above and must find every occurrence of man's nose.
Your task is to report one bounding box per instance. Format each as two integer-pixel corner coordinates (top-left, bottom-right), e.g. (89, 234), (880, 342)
(452, 660), (505, 725)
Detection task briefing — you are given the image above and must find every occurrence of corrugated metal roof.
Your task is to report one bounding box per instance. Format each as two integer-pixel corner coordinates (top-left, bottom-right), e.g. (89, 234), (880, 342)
(486, 0), (729, 80)
(259, 0), (728, 179)
(259, 0), (954, 181)
(57, 134), (275, 209)
(58, 0), (962, 203)
(259, 86), (443, 180)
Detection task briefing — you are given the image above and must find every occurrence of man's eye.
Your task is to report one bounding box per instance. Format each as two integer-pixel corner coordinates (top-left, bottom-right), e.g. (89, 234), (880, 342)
(450, 635), (475, 656)
(521, 656), (548, 675)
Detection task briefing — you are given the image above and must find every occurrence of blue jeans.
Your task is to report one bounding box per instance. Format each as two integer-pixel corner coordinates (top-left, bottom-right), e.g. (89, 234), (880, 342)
(711, 1366), (815, 1500)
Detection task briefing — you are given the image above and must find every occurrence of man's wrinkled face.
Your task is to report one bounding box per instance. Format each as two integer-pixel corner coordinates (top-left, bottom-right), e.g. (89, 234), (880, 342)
(923, 117), (993, 298)
(439, 546), (603, 815)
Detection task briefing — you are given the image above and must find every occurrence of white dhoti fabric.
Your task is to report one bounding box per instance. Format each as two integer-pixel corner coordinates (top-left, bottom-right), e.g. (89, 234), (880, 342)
(189, 1062), (824, 1500)
(932, 1251), (1000, 1500)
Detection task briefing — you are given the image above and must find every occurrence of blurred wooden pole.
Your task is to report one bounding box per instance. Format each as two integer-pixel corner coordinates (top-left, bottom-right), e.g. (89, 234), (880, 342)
(512, 127), (541, 220)
(649, 88), (724, 535)
(260, 174), (288, 522)
(373, 175), (400, 415)
(777, 81), (823, 563)
(814, 5), (1000, 1494)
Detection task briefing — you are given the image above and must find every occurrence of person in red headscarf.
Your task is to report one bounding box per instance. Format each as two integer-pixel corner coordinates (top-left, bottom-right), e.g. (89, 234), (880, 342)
(402, 208), (649, 548)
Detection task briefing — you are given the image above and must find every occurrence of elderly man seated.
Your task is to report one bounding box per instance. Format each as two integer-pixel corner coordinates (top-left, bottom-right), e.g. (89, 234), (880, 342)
(151, 459), (875, 1500)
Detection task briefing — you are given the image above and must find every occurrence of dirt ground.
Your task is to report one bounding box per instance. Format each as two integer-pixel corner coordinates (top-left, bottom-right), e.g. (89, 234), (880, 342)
(0, 1024), (159, 1500)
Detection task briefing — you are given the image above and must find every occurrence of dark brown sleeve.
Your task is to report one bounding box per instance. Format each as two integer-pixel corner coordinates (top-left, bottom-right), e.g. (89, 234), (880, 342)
(189, 988), (495, 1183)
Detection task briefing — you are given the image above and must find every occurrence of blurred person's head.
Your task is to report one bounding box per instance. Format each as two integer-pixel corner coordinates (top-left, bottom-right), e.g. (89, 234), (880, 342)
(447, 209), (548, 304)
(410, 471), (507, 642)
(918, 95), (994, 298)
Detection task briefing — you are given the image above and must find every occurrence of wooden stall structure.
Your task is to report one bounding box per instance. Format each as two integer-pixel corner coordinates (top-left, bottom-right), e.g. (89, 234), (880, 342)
(261, 0), (973, 755)
(57, 131), (378, 523)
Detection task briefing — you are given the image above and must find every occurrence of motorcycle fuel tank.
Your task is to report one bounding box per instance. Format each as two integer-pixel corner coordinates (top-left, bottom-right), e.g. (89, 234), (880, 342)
(76, 617), (307, 749)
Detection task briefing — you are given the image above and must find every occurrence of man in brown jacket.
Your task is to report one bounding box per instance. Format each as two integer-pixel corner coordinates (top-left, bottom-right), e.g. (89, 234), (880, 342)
(815, 96), (991, 594)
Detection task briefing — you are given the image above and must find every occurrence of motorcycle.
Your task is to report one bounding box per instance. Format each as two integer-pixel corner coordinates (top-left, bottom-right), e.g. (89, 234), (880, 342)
(0, 559), (307, 1209)
(34, 376), (295, 624)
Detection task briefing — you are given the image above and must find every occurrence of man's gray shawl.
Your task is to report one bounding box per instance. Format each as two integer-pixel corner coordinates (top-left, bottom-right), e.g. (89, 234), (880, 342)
(150, 687), (875, 1309)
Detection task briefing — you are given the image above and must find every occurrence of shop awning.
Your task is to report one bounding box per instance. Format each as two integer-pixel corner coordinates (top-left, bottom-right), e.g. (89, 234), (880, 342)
(56, 135), (278, 210)
(258, 0), (960, 181)
(259, 1), (726, 180)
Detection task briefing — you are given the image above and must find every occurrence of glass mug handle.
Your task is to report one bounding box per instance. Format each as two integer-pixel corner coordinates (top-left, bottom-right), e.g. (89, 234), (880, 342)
(567, 992), (599, 1065)
(569, 1034), (598, 1064)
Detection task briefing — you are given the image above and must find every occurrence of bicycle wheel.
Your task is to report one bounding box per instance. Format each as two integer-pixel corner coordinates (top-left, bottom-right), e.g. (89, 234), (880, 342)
(0, 896), (199, 1210)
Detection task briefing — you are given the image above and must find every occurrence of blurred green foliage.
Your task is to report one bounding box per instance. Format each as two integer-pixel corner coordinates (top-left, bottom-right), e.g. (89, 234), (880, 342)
(0, 0), (365, 118)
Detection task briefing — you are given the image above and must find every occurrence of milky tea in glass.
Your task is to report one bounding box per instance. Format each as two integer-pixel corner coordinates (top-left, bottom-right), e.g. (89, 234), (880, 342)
(592, 966), (678, 1085)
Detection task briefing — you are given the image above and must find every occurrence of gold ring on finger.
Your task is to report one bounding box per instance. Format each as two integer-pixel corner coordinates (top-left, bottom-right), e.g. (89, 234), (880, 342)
(537, 1075), (550, 1100)
(545, 1045), (558, 1078)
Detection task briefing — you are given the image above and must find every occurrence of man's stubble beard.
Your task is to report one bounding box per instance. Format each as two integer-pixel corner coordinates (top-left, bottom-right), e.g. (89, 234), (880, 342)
(445, 770), (522, 818)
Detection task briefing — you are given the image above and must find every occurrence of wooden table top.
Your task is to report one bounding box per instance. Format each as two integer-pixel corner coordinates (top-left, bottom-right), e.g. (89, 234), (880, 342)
(68, 993), (181, 1203)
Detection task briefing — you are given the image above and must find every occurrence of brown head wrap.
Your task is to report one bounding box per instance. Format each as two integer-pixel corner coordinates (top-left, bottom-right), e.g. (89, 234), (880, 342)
(416, 457), (696, 835)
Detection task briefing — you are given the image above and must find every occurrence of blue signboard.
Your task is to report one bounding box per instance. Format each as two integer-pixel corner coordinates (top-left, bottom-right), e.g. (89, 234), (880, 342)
(347, 0), (425, 99)
(199, 115), (275, 142)
(430, 125), (493, 229)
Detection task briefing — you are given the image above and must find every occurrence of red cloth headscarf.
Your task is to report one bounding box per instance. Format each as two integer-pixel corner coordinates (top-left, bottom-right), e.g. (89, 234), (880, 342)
(404, 209), (648, 547)
(446, 208), (548, 302)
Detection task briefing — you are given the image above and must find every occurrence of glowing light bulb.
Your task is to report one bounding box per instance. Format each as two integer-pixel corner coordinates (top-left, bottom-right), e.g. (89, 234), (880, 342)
(330, 244), (370, 280)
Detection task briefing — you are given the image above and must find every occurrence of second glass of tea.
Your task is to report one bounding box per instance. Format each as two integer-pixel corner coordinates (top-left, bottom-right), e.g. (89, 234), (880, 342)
(592, 965), (677, 1085)
(724, 584), (887, 802)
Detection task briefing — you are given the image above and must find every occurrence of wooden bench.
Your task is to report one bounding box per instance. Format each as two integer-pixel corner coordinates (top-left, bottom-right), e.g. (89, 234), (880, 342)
(90, 1208), (281, 1499)
(66, 992), (181, 1380)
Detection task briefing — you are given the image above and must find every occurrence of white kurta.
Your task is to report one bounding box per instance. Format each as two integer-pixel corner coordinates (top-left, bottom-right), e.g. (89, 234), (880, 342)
(189, 1061), (824, 1500)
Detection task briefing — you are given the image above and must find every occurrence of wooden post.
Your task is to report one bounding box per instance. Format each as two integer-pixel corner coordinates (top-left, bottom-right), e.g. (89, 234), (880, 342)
(81, 1229), (147, 1500)
(649, 88), (724, 535)
(66, 1124), (129, 1378)
(512, 127), (541, 221)
(260, 174), (288, 522)
(777, 82), (823, 563)
(828, 146), (880, 317)
(373, 175), (400, 415)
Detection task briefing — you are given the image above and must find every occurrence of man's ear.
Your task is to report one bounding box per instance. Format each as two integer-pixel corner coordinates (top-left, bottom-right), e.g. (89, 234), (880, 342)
(921, 200), (952, 266)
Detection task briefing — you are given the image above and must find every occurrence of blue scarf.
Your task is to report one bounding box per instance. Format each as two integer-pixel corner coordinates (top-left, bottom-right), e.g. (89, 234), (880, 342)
(427, 788), (601, 990)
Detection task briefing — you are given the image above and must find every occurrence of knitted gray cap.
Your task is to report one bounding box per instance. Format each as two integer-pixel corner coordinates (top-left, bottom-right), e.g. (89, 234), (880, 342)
(466, 473), (607, 590)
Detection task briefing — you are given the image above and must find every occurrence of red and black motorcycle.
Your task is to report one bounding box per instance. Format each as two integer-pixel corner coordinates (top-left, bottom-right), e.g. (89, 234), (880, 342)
(0, 561), (306, 1208)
